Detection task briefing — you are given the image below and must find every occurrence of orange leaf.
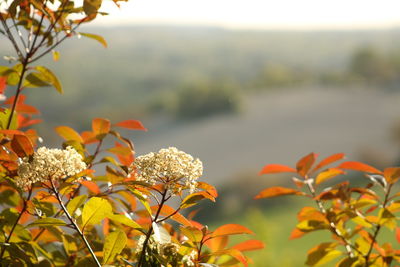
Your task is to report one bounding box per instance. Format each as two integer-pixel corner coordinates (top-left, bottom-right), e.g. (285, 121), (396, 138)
(396, 227), (400, 244)
(79, 180), (100, 194)
(152, 205), (192, 226)
(0, 77), (6, 93)
(81, 131), (98, 144)
(212, 224), (253, 238)
(113, 142), (134, 166)
(0, 129), (25, 136)
(92, 118), (111, 136)
(226, 249), (248, 267)
(11, 134), (34, 157)
(259, 164), (297, 175)
(289, 228), (306, 240)
(384, 167), (400, 184)
(311, 153), (345, 173)
(231, 240), (265, 252)
(15, 104), (39, 114)
(254, 186), (304, 199)
(205, 235), (229, 252)
(114, 120), (147, 131)
(315, 168), (345, 185)
(197, 181), (218, 198)
(17, 115), (42, 129)
(338, 161), (382, 174)
(296, 152), (317, 177)
(55, 126), (83, 143)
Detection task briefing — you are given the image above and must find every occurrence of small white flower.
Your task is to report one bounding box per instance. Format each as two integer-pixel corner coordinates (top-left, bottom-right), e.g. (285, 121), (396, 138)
(134, 147), (203, 194)
(16, 146), (86, 189)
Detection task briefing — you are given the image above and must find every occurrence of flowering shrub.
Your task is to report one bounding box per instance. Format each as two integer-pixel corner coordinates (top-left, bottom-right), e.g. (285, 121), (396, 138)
(0, 1), (263, 266)
(256, 153), (400, 267)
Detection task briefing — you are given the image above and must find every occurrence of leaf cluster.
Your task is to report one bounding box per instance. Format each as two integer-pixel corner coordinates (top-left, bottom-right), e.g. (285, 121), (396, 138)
(256, 153), (400, 267)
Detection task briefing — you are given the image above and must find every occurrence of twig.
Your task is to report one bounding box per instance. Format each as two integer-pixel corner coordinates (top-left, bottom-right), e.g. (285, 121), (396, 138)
(305, 178), (363, 257)
(0, 187), (33, 259)
(137, 190), (168, 267)
(50, 179), (101, 267)
(364, 184), (393, 266)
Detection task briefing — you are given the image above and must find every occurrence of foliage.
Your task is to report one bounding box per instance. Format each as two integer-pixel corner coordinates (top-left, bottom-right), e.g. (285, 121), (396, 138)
(0, 1), (263, 266)
(174, 81), (242, 120)
(256, 152), (400, 266)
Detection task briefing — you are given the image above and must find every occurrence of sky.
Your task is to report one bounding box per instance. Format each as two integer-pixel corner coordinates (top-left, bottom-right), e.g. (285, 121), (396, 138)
(95, 0), (400, 30)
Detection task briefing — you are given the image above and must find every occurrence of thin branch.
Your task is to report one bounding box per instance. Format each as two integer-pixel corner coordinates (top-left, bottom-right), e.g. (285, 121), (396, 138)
(0, 187), (33, 260)
(137, 190), (168, 267)
(364, 184), (393, 266)
(0, 12), (23, 59)
(11, 16), (28, 52)
(50, 179), (101, 267)
(30, 21), (82, 64)
(305, 179), (363, 257)
(6, 55), (29, 129)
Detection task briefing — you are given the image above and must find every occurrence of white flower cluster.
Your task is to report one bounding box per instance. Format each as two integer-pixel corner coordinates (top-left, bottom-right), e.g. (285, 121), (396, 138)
(16, 146), (86, 189)
(134, 147), (203, 194)
(181, 249), (197, 267)
(135, 234), (196, 266)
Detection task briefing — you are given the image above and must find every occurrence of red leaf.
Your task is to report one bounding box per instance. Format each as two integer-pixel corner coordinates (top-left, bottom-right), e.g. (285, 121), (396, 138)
(311, 153), (345, 173)
(15, 103), (39, 114)
(0, 129), (25, 136)
(11, 134), (34, 157)
(231, 240), (265, 252)
(79, 180), (100, 194)
(254, 186), (304, 199)
(114, 120), (147, 131)
(396, 227), (400, 243)
(296, 152), (317, 177)
(17, 115), (42, 129)
(92, 118), (111, 136)
(259, 164), (297, 175)
(338, 161), (382, 174)
(0, 77), (6, 94)
(212, 224), (254, 238)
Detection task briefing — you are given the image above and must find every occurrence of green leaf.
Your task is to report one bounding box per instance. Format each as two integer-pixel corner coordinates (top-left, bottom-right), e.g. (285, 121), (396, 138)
(102, 230), (127, 264)
(0, 108), (18, 129)
(24, 72), (51, 88)
(27, 218), (67, 228)
(82, 197), (112, 228)
(79, 32), (107, 48)
(180, 226), (203, 243)
(62, 235), (78, 254)
(28, 66), (63, 94)
(83, 0), (102, 15)
(107, 214), (142, 230)
(66, 195), (88, 216)
(129, 188), (152, 216)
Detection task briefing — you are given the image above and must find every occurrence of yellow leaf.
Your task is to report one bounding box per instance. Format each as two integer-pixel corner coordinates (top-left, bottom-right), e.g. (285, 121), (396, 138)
(82, 197), (112, 228)
(102, 230), (127, 264)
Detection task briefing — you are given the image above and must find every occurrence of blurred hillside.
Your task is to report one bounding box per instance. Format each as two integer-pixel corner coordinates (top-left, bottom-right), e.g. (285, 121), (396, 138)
(3, 25), (400, 267)
(2, 26), (400, 130)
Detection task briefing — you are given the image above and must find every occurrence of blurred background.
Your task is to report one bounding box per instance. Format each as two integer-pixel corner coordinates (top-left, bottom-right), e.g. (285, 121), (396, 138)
(3, 0), (400, 265)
